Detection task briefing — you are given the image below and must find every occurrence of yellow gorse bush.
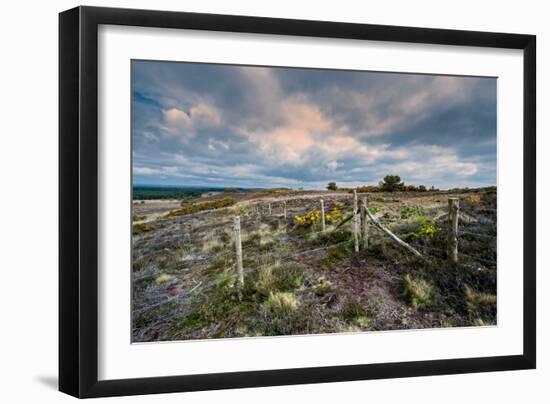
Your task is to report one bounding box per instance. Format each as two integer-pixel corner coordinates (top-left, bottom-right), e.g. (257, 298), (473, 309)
(469, 195), (481, 205)
(415, 216), (436, 239)
(294, 204), (344, 226)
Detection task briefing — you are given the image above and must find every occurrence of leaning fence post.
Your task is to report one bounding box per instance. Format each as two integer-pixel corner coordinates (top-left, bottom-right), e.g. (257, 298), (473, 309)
(447, 198), (459, 264)
(233, 216), (244, 287)
(283, 201), (287, 219)
(320, 199), (326, 232)
(361, 197), (368, 250)
(353, 189), (359, 252)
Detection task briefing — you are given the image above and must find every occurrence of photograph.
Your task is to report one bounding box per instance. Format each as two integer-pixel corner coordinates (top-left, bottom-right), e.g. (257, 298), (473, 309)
(131, 60), (497, 343)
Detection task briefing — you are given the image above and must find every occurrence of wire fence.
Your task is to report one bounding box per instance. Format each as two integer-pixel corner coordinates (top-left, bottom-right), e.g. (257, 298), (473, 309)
(133, 193), (497, 315)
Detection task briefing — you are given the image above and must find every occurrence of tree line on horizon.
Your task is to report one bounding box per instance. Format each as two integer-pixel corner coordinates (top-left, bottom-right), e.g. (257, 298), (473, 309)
(326, 175), (437, 193)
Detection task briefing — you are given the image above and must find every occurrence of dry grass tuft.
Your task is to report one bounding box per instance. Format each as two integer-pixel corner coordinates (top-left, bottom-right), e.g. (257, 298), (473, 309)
(155, 274), (174, 284)
(255, 262), (304, 297)
(262, 291), (300, 315)
(403, 274), (433, 309)
(465, 285), (496, 318)
(312, 276), (333, 296)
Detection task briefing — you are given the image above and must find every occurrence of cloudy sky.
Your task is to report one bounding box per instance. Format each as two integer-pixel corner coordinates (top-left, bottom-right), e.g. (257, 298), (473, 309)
(132, 61), (496, 190)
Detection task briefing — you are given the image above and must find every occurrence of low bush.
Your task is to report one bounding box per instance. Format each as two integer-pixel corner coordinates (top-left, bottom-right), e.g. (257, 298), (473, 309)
(401, 216), (436, 241)
(468, 195), (481, 205)
(132, 223), (155, 235)
(165, 197), (236, 217)
(294, 204), (344, 227)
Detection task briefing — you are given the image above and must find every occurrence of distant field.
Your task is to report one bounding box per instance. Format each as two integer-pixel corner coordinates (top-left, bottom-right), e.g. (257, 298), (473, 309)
(133, 186), (233, 200)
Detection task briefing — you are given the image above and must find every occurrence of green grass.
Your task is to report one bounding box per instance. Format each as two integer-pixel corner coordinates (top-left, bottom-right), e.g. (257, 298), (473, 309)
(400, 216), (436, 241)
(319, 239), (354, 269)
(339, 299), (370, 330)
(167, 278), (255, 338)
(339, 299), (367, 322)
(255, 262), (304, 297)
(400, 206), (426, 219)
(132, 214), (146, 222)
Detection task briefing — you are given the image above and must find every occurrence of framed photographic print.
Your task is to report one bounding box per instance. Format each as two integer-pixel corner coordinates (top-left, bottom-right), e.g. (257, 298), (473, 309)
(59, 6), (536, 398)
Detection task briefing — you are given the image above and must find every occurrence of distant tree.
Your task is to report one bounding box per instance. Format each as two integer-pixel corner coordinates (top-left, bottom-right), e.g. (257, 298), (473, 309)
(380, 175), (404, 192)
(418, 185), (427, 192)
(327, 182), (338, 191)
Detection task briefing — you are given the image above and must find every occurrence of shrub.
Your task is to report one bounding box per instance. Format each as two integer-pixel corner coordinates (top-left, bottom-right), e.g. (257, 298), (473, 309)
(132, 223), (155, 235)
(401, 216), (436, 241)
(165, 197), (236, 217)
(469, 195), (481, 205)
(414, 217), (436, 239)
(132, 214), (146, 222)
(325, 204), (344, 224)
(355, 185), (382, 193)
(327, 182), (338, 191)
(294, 204), (344, 226)
(403, 274), (433, 309)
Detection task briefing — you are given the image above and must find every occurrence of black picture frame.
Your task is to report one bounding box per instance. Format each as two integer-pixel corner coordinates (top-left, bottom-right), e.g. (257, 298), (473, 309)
(59, 6), (536, 398)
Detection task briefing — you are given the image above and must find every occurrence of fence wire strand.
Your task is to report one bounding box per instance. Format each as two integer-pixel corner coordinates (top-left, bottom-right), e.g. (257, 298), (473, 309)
(135, 195), (498, 317)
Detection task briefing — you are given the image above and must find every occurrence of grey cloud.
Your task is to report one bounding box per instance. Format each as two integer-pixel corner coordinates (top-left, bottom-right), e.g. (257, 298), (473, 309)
(132, 60), (496, 189)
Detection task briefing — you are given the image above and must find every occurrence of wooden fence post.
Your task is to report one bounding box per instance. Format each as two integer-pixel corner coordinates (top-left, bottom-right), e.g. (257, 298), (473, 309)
(268, 203), (271, 216)
(233, 216), (244, 287)
(320, 199), (326, 232)
(283, 201), (287, 219)
(361, 197), (368, 250)
(353, 189), (359, 252)
(447, 198), (459, 264)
